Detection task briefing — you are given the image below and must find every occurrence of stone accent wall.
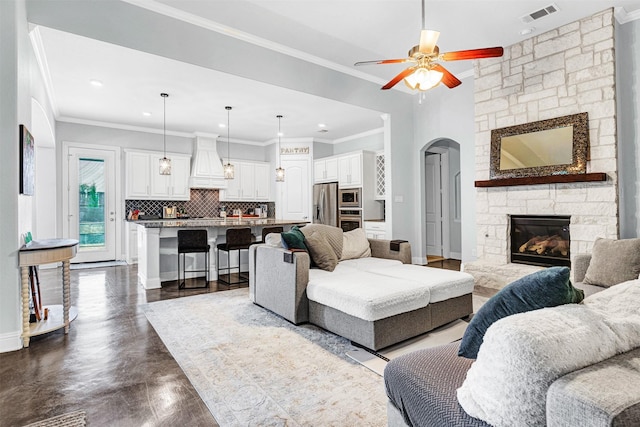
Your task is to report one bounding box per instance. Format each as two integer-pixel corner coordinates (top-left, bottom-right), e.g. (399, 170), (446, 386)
(467, 9), (618, 287)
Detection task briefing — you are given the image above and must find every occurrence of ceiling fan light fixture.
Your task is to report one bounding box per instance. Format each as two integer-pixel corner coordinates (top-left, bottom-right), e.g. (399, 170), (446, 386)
(418, 29), (440, 54)
(404, 68), (443, 91)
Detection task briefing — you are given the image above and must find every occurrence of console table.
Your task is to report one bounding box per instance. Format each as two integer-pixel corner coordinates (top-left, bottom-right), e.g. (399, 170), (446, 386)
(19, 239), (79, 348)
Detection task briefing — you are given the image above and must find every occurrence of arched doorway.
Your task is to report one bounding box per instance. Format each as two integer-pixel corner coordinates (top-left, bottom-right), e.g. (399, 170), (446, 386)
(422, 138), (462, 261)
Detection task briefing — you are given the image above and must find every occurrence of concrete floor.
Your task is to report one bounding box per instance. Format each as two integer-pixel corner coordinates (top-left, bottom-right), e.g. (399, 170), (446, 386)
(0, 265), (244, 427)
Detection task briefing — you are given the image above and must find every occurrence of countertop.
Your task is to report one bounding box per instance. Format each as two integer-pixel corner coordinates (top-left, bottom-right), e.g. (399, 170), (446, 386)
(130, 218), (308, 228)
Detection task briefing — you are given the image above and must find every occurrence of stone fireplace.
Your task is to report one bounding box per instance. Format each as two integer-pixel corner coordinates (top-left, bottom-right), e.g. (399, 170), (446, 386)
(464, 9), (620, 289)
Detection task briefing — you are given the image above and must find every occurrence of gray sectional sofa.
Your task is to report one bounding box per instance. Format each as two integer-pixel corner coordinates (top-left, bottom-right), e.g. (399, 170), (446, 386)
(385, 247), (640, 427)
(248, 224), (475, 350)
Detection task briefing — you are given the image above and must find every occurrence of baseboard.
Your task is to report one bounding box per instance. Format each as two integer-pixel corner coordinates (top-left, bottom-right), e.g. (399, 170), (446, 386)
(0, 330), (22, 353)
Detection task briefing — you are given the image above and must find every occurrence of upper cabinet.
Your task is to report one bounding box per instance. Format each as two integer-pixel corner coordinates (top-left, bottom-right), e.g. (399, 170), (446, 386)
(313, 157), (338, 183)
(125, 150), (191, 200)
(219, 160), (272, 202)
(338, 152), (363, 188)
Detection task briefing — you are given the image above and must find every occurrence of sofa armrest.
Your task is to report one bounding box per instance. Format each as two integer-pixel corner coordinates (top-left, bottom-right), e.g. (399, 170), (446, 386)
(547, 347), (640, 427)
(368, 238), (411, 264)
(252, 245), (310, 324)
(572, 254), (592, 283)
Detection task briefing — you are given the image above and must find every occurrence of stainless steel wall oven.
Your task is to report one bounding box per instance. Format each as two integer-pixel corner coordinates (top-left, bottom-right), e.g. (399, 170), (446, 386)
(339, 209), (362, 232)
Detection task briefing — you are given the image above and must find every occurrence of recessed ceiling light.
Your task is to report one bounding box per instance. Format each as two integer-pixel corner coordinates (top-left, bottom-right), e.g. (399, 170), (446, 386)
(520, 27), (535, 35)
(218, 123), (226, 128)
(277, 132), (284, 137)
(142, 111), (152, 117)
(89, 79), (103, 87)
(318, 123), (326, 128)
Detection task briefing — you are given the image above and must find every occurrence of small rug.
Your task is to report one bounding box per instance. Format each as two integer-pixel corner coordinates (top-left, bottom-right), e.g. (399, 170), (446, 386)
(22, 411), (86, 427)
(347, 294), (489, 375)
(70, 260), (127, 270)
(346, 319), (469, 376)
(142, 287), (388, 426)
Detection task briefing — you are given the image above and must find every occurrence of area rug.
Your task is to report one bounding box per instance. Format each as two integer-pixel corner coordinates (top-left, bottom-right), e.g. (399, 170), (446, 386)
(142, 287), (388, 426)
(347, 294), (489, 375)
(22, 410), (86, 427)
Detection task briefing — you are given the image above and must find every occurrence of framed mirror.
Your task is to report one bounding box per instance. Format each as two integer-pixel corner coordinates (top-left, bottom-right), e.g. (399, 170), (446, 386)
(490, 112), (589, 179)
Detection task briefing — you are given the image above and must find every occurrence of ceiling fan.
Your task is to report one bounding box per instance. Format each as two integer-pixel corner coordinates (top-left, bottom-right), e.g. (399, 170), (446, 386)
(355, 0), (504, 91)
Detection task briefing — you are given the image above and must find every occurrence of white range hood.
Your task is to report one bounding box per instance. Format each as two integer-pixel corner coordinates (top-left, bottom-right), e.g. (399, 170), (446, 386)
(189, 136), (228, 189)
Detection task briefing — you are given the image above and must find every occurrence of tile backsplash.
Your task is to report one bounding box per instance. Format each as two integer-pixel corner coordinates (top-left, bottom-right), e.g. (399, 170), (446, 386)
(125, 189), (274, 218)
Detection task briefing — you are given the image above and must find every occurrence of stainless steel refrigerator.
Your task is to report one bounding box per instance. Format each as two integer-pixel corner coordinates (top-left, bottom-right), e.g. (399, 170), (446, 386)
(312, 182), (338, 226)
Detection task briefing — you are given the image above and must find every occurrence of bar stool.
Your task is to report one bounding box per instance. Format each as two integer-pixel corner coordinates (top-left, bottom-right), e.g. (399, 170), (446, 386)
(217, 227), (253, 286)
(177, 229), (210, 289)
(261, 226), (283, 243)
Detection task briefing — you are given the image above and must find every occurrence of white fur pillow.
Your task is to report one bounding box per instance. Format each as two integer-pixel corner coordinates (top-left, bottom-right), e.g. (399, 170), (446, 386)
(341, 228), (371, 260)
(264, 233), (282, 247)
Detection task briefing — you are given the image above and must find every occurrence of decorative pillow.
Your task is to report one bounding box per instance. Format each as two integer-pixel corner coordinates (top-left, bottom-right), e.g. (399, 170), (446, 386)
(300, 224), (343, 259)
(341, 228), (371, 260)
(280, 226), (307, 251)
(264, 233), (282, 247)
(304, 231), (339, 272)
(583, 237), (640, 288)
(458, 266), (584, 359)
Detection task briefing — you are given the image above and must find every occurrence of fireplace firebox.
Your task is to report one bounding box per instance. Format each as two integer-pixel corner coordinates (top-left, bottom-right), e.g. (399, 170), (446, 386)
(510, 215), (571, 267)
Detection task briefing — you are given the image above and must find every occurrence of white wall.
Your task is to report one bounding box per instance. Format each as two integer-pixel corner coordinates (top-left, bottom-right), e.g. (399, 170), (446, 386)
(414, 79), (477, 262)
(332, 130), (384, 155)
(0, 0), (31, 352)
(616, 18), (640, 238)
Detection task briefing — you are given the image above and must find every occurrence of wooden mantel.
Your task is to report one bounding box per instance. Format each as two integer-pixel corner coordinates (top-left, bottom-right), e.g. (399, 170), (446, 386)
(474, 172), (607, 188)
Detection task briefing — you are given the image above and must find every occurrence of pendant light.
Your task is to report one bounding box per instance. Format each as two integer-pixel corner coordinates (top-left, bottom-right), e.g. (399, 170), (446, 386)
(159, 93), (171, 175)
(275, 115), (285, 182)
(223, 106), (234, 180)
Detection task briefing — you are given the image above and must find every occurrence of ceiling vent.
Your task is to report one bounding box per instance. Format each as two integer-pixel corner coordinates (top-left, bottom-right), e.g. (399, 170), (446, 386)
(521, 3), (559, 23)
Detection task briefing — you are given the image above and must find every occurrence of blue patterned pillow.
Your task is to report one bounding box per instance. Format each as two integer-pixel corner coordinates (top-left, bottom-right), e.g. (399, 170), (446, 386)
(458, 266), (584, 359)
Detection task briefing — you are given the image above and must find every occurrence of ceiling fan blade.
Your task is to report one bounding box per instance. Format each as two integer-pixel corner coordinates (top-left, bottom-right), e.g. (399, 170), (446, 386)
(382, 67), (416, 90)
(431, 64), (462, 88)
(441, 47), (504, 61)
(418, 29), (440, 54)
(354, 58), (412, 66)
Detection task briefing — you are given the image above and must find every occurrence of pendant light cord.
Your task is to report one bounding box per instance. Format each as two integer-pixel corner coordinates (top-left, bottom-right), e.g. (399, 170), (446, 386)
(161, 93), (168, 157)
(277, 115), (282, 168)
(226, 106), (231, 162)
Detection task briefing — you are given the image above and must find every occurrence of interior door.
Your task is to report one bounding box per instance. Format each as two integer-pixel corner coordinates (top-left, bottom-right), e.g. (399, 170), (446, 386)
(64, 145), (118, 263)
(279, 158), (310, 221)
(425, 152), (443, 257)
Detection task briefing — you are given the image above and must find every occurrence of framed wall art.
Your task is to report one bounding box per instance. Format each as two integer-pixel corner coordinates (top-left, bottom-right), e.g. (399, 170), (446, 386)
(20, 124), (35, 195)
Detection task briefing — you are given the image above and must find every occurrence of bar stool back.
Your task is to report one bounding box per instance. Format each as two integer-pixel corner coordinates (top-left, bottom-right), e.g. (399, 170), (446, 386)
(261, 226), (284, 243)
(177, 229), (210, 289)
(217, 227), (253, 286)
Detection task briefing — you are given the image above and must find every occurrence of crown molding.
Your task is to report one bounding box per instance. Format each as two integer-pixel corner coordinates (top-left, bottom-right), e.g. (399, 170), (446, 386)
(615, 7), (640, 24)
(121, 0), (403, 90)
(29, 26), (59, 117)
(333, 127), (384, 144)
(58, 116), (197, 138)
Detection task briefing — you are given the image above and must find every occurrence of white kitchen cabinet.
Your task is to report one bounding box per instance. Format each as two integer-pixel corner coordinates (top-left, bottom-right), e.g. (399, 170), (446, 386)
(364, 221), (387, 240)
(125, 150), (191, 200)
(125, 151), (151, 198)
(313, 157), (338, 183)
(150, 155), (191, 199)
(125, 221), (138, 264)
(219, 160), (272, 201)
(338, 152), (363, 188)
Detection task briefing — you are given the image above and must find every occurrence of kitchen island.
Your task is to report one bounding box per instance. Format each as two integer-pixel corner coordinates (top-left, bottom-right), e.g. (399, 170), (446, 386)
(133, 218), (306, 289)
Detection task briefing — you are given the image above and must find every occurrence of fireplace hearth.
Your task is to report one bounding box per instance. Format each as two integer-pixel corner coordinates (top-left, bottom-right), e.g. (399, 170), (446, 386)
(510, 215), (571, 267)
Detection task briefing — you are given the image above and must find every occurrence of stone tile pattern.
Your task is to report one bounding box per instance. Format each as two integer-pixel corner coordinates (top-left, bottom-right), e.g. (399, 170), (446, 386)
(125, 189), (275, 218)
(471, 9), (619, 277)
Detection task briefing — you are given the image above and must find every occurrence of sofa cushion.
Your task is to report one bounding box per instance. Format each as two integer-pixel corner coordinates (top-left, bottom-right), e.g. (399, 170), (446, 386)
(300, 224), (343, 259)
(458, 266), (584, 359)
(341, 228), (371, 260)
(457, 279), (640, 427)
(280, 226), (307, 251)
(306, 270), (430, 321)
(305, 231), (339, 272)
(338, 257), (402, 271)
(264, 233), (282, 247)
(583, 237), (640, 288)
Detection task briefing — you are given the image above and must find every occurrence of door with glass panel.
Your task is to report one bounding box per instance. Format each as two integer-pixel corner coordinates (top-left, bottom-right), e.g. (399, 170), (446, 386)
(64, 146), (117, 263)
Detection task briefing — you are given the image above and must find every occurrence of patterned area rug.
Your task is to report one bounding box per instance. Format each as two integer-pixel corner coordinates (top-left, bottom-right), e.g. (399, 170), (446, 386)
(142, 288), (387, 426)
(22, 411), (86, 427)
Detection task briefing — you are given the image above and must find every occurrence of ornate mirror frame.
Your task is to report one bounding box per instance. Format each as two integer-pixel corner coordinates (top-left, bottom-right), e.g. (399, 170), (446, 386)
(489, 112), (589, 179)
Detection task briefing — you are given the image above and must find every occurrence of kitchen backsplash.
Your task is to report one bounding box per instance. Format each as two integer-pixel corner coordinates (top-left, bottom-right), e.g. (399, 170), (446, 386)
(125, 189), (275, 218)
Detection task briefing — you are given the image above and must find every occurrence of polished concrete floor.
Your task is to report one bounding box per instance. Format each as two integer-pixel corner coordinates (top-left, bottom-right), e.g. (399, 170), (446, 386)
(0, 265), (244, 427)
(0, 259), (488, 426)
